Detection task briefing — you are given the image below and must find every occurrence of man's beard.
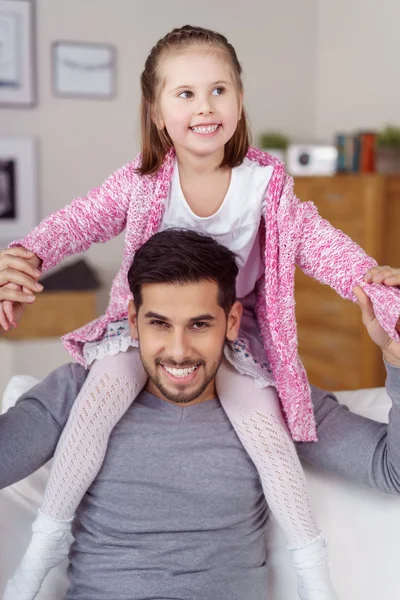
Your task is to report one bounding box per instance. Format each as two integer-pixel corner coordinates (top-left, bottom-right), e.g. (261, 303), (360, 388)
(139, 350), (223, 405)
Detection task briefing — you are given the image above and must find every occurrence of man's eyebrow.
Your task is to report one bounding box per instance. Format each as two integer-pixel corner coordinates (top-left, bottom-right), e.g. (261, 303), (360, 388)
(188, 314), (215, 323)
(144, 312), (216, 323)
(144, 311), (169, 321)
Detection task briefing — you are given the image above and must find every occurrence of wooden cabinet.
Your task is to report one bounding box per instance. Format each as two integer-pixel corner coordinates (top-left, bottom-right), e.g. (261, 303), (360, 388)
(294, 174), (400, 391)
(2, 291), (97, 340)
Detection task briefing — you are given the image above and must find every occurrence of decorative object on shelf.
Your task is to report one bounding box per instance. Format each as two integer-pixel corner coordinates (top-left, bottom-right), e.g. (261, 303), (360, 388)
(52, 41), (117, 100)
(259, 132), (289, 163)
(286, 144), (337, 176)
(0, 0), (36, 107)
(336, 132), (377, 174)
(0, 137), (37, 243)
(41, 259), (101, 291)
(376, 125), (400, 174)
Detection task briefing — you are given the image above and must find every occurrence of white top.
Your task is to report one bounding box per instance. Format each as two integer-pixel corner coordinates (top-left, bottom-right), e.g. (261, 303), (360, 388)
(160, 157), (273, 298)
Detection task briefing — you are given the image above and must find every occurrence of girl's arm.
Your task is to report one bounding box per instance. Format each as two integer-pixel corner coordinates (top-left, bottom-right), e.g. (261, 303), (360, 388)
(9, 161), (137, 272)
(295, 199), (400, 340)
(295, 200), (375, 299)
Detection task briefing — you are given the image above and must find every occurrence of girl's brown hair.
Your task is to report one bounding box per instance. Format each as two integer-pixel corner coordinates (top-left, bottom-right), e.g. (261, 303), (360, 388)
(138, 25), (250, 176)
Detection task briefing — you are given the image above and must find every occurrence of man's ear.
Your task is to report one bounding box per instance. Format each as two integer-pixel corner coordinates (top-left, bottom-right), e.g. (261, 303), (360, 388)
(128, 300), (139, 340)
(226, 301), (242, 342)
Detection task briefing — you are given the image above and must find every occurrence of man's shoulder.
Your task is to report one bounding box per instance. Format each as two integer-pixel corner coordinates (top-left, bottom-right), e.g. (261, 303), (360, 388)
(15, 362), (89, 424)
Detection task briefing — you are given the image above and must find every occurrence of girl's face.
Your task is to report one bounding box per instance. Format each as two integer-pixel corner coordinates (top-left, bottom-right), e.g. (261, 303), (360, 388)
(155, 47), (242, 163)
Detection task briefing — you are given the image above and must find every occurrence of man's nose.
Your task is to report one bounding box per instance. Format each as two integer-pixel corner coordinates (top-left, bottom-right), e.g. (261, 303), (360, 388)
(167, 330), (191, 363)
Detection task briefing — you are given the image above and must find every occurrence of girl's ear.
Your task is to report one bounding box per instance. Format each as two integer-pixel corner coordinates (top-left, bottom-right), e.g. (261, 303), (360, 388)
(238, 90), (244, 121)
(151, 104), (165, 130)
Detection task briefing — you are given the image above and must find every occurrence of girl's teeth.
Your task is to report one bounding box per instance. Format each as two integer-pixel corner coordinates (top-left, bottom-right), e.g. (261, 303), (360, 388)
(164, 365), (197, 378)
(192, 125), (219, 134)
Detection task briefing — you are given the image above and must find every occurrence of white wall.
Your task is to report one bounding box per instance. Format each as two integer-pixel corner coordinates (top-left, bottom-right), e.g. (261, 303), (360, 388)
(0, 0), (318, 310)
(315, 0), (400, 141)
(0, 339), (70, 395)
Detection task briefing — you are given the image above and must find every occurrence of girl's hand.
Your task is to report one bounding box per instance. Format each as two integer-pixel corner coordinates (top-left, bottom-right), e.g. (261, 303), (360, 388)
(364, 266), (400, 286)
(0, 247), (43, 331)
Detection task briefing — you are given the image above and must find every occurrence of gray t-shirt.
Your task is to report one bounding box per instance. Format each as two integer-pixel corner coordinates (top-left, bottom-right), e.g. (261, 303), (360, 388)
(1, 361), (400, 600)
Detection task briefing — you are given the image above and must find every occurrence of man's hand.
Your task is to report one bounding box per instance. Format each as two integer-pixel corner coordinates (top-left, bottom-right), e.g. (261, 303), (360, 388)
(0, 247), (43, 331)
(354, 286), (400, 368)
(364, 265), (400, 332)
(364, 265), (400, 286)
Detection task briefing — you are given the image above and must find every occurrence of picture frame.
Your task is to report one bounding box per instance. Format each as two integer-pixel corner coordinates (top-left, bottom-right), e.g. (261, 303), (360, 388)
(0, 0), (36, 107)
(0, 137), (38, 243)
(52, 41), (117, 100)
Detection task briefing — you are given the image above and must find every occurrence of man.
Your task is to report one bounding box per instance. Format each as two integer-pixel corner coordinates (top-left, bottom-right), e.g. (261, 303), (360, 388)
(1, 230), (400, 600)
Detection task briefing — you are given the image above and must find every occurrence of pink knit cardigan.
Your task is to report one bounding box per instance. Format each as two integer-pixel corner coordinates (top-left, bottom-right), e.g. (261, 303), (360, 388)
(11, 147), (400, 441)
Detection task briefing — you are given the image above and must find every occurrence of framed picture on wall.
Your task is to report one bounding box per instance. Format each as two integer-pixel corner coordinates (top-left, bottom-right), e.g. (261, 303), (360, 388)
(0, 137), (38, 243)
(0, 0), (36, 107)
(52, 41), (117, 99)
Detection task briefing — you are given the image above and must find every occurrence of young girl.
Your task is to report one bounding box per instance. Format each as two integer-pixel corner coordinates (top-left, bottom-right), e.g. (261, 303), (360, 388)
(2, 25), (400, 600)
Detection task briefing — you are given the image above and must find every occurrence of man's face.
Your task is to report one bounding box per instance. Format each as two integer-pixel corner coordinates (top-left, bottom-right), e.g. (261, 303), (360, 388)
(128, 280), (242, 405)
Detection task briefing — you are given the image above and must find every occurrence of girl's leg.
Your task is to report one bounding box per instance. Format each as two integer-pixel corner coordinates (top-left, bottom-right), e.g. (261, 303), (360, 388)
(216, 359), (338, 600)
(4, 347), (147, 600)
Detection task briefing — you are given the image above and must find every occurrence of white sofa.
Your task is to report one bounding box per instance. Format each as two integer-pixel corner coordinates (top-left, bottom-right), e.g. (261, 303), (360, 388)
(1, 377), (400, 600)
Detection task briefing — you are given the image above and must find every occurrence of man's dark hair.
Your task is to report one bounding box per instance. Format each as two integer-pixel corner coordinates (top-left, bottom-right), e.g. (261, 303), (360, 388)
(128, 229), (238, 314)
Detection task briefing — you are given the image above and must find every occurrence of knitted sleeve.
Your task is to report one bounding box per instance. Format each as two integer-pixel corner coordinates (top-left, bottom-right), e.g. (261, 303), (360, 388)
(9, 161), (137, 272)
(295, 199), (400, 341)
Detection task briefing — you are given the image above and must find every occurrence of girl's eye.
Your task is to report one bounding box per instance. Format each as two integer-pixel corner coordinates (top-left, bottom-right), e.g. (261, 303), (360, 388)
(212, 87), (225, 96)
(178, 90), (194, 99)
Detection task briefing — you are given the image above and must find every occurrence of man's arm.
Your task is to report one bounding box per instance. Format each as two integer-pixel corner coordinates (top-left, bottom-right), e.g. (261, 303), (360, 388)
(296, 361), (400, 494)
(297, 285), (400, 494)
(0, 363), (88, 488)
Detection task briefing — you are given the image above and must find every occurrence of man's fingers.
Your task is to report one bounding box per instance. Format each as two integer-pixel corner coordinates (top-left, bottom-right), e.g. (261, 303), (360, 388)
(3, 300), (16, 326)
(382, 273), (400, 286)
(0, 288), (35, 304)
(0, 263), (41, 289)
(363, 266), (384, 282)
(0, 303), (11, 331)
(353, 286), (375, 325)
(364, 266), (400, 285)
(0, 246), (35, 257)
(364, 266), (390, 283)
(0, 246), (36, 262)
(0, 268), (42, 292)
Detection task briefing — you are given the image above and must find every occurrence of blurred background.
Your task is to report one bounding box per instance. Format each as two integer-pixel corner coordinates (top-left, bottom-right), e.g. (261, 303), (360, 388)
(1, 0), (400, 392)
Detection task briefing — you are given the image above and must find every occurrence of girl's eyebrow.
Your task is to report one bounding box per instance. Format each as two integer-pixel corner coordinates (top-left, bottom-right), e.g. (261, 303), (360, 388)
(170, 80), (231, 93)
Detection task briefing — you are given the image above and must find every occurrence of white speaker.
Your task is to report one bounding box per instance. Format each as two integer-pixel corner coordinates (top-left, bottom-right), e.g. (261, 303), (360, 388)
(286, 144), (337, 176)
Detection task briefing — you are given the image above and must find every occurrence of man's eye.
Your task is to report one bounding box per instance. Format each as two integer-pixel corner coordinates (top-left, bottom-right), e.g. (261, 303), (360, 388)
(150, 320), (168, 328)
(191, 322), (209, 330)
(178, 90), (193, 99)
